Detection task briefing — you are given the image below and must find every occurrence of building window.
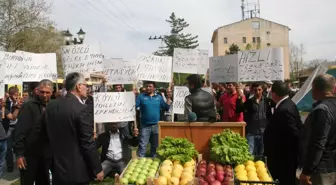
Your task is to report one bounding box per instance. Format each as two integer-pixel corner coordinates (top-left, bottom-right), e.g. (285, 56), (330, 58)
(252, 37), (256, 43)
(267, 43), (271, 46)
(266, 31), (270, 34)
(252, 21), (260, 29)
(242, 37), (246, 43)
(224, 37), (228, 44)
(257, 37), (261, 43)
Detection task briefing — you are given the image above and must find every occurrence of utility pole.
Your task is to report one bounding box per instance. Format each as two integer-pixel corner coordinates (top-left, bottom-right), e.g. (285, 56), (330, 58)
(149, 35), (164, 47)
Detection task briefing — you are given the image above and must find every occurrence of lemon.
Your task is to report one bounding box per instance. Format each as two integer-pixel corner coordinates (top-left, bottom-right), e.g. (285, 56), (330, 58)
(245, 160), (255, 166)
(245, 165), (256, 172)
(234, 164), (245, 172)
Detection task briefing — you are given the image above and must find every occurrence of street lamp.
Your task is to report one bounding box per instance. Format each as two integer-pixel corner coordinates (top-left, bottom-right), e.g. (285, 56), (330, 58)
(63, 28), (86, 45)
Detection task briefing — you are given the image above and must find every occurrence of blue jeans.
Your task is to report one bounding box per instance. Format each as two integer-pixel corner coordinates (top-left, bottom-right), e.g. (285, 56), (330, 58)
(247, 133), (264, 156)
(137, 124), (158, 157)
(0, 140), (7, 178)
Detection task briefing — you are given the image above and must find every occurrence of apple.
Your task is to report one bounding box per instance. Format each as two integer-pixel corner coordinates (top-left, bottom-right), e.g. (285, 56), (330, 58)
(129, 176), (137, 184)
(215, 164), (224, 171)
(198, 163), (207, 169)
(207, 165), (215, 171)
(200, 181), (209, 185)
(224, 168), (232, 174)
(120, 178), (128, 185)
(215, 173), (224, 182)
(146, 158), (153, 163)
(206, 174), (216, 184)
(197, 167), (207, 177)
(136, 178), (146, 185)
(199, 177), (206, 184)
(134, 168), (142, 173)
(210, 180), (221, 185)
(222, 181), (230, 185)
(207, 169), (216, 176)
(123, 173), (131, 179)
(216, 170), (224, 175)
(199, 160), (207, 165)
(140, 170), (148, 175)
(138, 174), (147, 179)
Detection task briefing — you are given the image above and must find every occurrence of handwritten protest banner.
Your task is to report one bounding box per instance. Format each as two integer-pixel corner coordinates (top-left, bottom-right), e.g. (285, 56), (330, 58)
(93, 92), (135, 123)
(0, 52), (24, 84)
(16, 51), (57, 82)
(61, 44), (104, 76)
(173, 48), (209, 74)
(136, 54), (172, 83)
(0, 61), (5, 97)
(209, 54), (238, 83)
(104, 58), (137, 84)
(173, 86), (190, 114)
(238, 47), (284, 82)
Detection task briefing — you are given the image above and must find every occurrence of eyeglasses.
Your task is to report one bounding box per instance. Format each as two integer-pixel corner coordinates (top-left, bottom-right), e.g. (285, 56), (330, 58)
(79, 83), (88, 88)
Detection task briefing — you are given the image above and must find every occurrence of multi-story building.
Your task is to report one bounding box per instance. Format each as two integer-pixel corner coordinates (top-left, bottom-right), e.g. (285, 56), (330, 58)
(211, 17), (291, 79)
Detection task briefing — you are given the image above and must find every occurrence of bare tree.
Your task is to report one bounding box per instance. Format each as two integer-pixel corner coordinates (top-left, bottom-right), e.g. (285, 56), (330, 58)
(289, 43), (305, 80)
(306, 59), (330, 70)
(0, 0), (52, 51)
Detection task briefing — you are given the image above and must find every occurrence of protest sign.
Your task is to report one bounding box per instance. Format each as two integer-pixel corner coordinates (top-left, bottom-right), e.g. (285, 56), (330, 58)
(0, 61), (5, 98)
(61, 44), (104, 76)
(0, 52), (24, 84)
(93, 92), (135, 123)
(16, 51), (57, 82)
(209, 54), (238, 83)
(173, 86), (190, 114)
(136, 54), (172, 83)
(173, 48), (209, 74)
(238, 47), (284, 81)
(104, 58), (137, 84)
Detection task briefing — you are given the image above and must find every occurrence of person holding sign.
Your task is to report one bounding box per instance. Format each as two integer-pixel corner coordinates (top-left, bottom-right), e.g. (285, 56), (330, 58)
(184, 74), (217, 122)
(44, 72), (103, 184)
(136, 81), (171, 157)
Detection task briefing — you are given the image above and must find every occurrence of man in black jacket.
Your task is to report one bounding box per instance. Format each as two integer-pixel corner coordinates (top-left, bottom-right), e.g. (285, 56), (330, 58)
(184, 74), (216, 122)
(264, 81), (302, 185)
(300, 74), (336, 185)
(236, 82), (273, 156)
(44, 72), (103, 185)
(96, 122), (138, 176)
(14, 80), (53, 185)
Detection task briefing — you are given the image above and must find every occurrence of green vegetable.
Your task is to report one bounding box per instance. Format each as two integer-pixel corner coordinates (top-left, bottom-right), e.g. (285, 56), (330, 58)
(157, 137), (198, 164)
(210, 129), (253, 165)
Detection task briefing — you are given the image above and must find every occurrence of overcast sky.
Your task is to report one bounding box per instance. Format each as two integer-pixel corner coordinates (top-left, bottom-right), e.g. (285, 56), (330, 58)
(51, 0), (336, 62)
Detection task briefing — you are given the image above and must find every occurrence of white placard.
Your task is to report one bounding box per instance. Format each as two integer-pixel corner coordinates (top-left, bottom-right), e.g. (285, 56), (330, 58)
(238, 47), (284, 82)
(104, 58), (137, 84)
(173, 86), (190, 114)
(61, 44), (104, 76)
(93, 92), (135, 123)
(0, 52), (24, 84)
(17, 51), (57, 82)
(0, 61), (5, 98)
(136, 54), (172, 83)
(173, 48), (209, 74)
(209, 54), (238, 83)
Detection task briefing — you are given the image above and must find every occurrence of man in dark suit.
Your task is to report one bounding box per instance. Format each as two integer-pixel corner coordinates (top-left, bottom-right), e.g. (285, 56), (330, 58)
(44, 72), (103, 185)
(264, 81), (302, 185)
(96, 122), (138, 176)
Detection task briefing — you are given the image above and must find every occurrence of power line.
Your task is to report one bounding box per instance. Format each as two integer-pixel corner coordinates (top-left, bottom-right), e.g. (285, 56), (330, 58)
(107, 0), (130, 20)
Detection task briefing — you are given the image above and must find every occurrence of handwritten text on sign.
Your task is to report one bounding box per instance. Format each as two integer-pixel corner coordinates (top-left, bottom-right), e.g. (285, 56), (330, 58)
(0, 61), (5, 97)
(173, 86), (190, 114)
(1, 52), (25, 84)
(93, 92), (135, 123)
(136, 54), (172, 83)
(17, 51), (57, 82)
(238, 48), (284, 82)
(61, 44), (104, 76)
(209, 54), (238, 83)
(104, 58), (137, 84)
(173, 48), (209, 74)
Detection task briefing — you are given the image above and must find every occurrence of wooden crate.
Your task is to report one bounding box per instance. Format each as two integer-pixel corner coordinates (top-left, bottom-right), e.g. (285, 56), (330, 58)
(158, 122), (246, 160)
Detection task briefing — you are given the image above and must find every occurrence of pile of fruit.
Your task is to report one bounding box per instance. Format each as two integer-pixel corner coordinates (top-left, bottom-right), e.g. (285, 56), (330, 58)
(120, 158), (160, 185)
(157, 159), (196, 185)
(234, 160), (273, 182)
(196, 160), (233, 185)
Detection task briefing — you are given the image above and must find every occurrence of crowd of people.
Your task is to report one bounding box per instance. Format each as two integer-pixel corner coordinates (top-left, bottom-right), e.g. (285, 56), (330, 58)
(0, 72), (335, 185)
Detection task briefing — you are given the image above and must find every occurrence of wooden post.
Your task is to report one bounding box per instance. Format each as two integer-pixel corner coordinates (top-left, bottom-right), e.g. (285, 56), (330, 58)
(1, 96), (5, 119)
(133, 82), (137, 129)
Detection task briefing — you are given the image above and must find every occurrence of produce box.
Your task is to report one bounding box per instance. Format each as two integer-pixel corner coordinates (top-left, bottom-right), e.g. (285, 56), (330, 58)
(115, 157), (160, 185)
(233, 157), (279, 185)
(153, 154), (203, 185)
(196, 159), (234, 185)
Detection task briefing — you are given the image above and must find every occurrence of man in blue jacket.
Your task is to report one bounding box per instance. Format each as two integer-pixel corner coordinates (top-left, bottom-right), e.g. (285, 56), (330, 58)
(136, 81), (171, 157)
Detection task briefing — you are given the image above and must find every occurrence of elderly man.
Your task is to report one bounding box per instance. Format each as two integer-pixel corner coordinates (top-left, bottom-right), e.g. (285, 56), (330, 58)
(300, 74), (336, 185)
(14, 79), (54, 185)
(44, 72), (103, 185)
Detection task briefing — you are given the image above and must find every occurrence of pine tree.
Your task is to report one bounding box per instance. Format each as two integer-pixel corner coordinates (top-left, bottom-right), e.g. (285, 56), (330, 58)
(155, 12), (199, 56)
(225, 43), (240, 55)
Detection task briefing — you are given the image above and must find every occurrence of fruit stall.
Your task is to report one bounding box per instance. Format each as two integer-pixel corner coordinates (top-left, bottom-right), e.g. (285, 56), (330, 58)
(116, 129), (279, 185)
(158, 122), (246, 160)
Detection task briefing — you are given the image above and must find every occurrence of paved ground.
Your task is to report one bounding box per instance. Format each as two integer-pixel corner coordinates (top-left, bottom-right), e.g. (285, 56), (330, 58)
(0, 165), (20, 185)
